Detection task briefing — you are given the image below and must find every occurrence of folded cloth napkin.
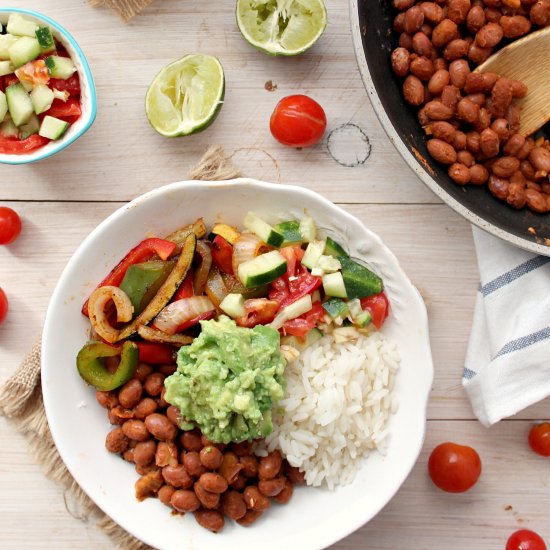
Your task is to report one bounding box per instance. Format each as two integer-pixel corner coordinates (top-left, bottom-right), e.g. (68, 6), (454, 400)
(463, 226), (550, 427)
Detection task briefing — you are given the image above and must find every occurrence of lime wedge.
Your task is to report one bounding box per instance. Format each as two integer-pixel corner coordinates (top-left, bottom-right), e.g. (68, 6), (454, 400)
(145, 54), (225, 137)
(236, 0), (327, 56)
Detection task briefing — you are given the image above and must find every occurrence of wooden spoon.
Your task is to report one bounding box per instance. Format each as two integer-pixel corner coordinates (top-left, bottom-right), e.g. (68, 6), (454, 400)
(475, 26), (550, 137)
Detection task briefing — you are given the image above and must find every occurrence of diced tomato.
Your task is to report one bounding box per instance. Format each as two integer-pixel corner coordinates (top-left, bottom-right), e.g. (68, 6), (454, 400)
(136, 342), (176, 364)
(4, 75), (19, 88)
(176, 310), (216, 332)
(15, 60), (50, 86)
(50, 74), (81, 97)
(173, 269), (194, 301)
(279, 245), (304, 279)
(269, 263), (322, 309)
(360, 292), (390, 329)
(46, 98), (81, 120)
(281, 301), (325, 339)
(211, 235), (234, 275)
(236, 299), (279, 328)
(0, 135), (50, 155)
(0, 77), (4, 93)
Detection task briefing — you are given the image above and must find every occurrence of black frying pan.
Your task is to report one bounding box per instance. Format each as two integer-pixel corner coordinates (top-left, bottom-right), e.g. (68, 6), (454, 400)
(349, 0), (550, 256)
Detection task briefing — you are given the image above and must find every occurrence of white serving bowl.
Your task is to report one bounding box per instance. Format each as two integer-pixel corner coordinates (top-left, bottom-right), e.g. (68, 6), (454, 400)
(42, 179), (433, 550)
(0, 8), (96, 165)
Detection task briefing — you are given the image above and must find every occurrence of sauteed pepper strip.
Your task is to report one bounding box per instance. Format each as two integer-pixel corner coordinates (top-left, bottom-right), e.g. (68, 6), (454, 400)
(81, 238), (177, 317)
(76, 341), (139, 391)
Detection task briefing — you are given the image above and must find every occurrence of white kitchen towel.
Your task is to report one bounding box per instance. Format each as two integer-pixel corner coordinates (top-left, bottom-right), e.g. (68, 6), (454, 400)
(463, 226), (550, 427)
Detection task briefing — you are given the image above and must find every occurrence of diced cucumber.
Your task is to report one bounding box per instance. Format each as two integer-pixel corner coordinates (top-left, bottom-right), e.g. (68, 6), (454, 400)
(35, 27), (55, 53)
(271, 294), (313, 330)
(0, 91), (7, 122)
(6, 83), (33, 126)
(243, 211), (284, 247)
(19, 113), (39, 139)
(322, 271), (347, 298)
(9, 37), (41, 68)
(30, 84), (54, 115)
(219, 293), (246, 319)
(354, 310), (373, 328)
(0, 60), (14, 76)
(45, 55), (76, 79)
(0, 118), (19, 138)
(317, 255), (341, 273)
(322, 298), (349, 320)
(340, 256), (383, 300)
(237, 250), (287, 288)
(7, 14), (38, 38)
(301, 240), (326, 269)
(311, 267), (324, 277)
(274, 220), (302, 245)
(208, 223), (240, 245)
(299, 217), (317, 243)
(39, 115), (69, 140)
(281, 327), (323, 351)
(324, 236), (348, 259)
(0, 34), (18, 61)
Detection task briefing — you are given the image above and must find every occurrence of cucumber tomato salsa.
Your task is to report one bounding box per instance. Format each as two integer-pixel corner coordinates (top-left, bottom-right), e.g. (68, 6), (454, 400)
(0, 13), (81, 154)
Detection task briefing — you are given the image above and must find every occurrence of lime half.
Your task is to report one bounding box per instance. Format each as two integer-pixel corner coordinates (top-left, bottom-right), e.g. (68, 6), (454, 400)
(146, 54), (225, 137)
(236, 0), (327, 56)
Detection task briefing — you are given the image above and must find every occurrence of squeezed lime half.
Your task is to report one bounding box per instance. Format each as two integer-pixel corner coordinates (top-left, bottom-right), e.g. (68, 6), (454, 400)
(236, 0), (327, 56)
(145, 54), (225, 137)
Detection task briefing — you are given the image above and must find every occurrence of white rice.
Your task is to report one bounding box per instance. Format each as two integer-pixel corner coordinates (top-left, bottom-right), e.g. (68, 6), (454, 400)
(263, 331), (400, 490)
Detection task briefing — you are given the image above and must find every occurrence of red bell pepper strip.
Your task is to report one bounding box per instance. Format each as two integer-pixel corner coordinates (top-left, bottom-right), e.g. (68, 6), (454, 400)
(172, 269), (194, 301)
(82, 238), (177, 317)
(136, 341), (177, 365)
(360, 292), (390, 329)
(174, 310), (216, 333)
(211, 235), (234, 275)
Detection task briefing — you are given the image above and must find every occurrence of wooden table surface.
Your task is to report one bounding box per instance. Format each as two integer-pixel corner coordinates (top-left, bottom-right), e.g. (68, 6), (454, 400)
(1, 1), (548, 548)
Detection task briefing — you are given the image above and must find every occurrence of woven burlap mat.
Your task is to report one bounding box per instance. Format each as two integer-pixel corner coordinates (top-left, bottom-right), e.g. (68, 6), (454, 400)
(89, 0), (153, 21)
(0, 145), (241, 549)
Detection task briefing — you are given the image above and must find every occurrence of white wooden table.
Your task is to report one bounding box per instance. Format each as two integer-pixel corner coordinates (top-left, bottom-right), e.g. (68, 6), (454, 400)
(0, 1), (548, 548)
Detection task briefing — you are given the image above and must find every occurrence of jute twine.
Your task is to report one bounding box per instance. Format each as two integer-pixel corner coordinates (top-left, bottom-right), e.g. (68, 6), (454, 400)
(0, 145), (241, 549)
(89, 0), (153, 21)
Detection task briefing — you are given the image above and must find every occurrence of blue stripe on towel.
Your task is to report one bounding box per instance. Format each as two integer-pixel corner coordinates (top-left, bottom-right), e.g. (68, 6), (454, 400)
(494, 326), (550, 359)
(463, 367), (477, 380)
(480, 257), (550, 297)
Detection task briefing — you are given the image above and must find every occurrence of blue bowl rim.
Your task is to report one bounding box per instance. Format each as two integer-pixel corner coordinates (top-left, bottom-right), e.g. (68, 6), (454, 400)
(0, 7), (97, 165)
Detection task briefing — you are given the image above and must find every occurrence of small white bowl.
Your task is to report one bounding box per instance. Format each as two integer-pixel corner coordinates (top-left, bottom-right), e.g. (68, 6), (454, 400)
(42, 179), (433, 550)
(0, 8), (96, 165)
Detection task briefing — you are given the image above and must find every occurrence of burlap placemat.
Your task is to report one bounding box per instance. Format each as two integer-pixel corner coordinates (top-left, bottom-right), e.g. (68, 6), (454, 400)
(89, 0), (154, 21)
(0, 145), (241, 549)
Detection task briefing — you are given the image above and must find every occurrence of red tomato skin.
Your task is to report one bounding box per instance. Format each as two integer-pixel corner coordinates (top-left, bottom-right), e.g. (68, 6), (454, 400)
(506, 529), (547, 550)
(0, 207), (22, 245)
(528, 423), (550, 457)
(428, 442), (482, 493)
(360, 292), (390, 329)
(270, 95), (327, 148)
(0, 288), (7, 325)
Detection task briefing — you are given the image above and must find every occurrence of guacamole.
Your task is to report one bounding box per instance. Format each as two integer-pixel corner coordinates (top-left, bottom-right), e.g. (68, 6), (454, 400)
(164, 315), (286, 444)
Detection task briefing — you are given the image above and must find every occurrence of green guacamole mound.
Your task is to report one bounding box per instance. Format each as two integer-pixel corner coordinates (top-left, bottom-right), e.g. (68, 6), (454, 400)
(164, 315), (286, 444)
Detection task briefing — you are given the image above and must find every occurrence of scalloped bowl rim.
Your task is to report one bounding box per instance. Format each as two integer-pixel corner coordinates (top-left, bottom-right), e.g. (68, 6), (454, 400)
(42, 178), (433, 550)
(0, 7), (96, 165)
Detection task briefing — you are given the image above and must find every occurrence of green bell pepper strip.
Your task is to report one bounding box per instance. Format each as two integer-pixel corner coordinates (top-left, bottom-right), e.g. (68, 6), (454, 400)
(76, 341), (139, 391)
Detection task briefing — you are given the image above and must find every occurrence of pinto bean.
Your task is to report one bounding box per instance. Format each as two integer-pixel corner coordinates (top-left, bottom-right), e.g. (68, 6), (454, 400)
(488, 175), (510, 200)
(145, 414), (177, 441)
(507, 182), (528, 209)
(530, 1), (550, 27)
(466, 131), (481, 154)
(218, 451), (243, 483)
(393, 0), (416, 10)
(155, 441), (178, 467)
(447, 0), (471, 23)
(194, 509), (224, 533)
(426, 120), (457, 143)
(465, 92), (485, 107)
(181, 429), (203, 452)
(199, 472), (228, 494)
(391, 47), (411, 77)
(476, 22), (504, 48)
(231, 440), (254, 457)
(135, 469), (163, 501)
(443, 39), (470, 60)
(428, 69), (450, 95)
(403, 75), (425, 106)
(469, 164), (490, 185)
(105, 427), (129, 453)
(491, 157), (521, 178)
(162, 465), (193, 489)
(243, 486), (271, 512)
(448, 59), (470, 89)
(441, 85), (462, 111)
(285, 465), (306, 485)
(122, 419), (150, 442)
(419, 2), (445, 23)
(399, 32), (414, 50)
(259, 451), (283, 481)
(505, 104), (521, 133)
(468, 43), (493, 64)
(274, 479), (294, 504)
(510, 171), (527, 187)
(466, 5), (486, 33)
(424, 100), (454, 120)
(410, 56), (435, 80)
(529, 147), (550, 172)
(525, 188), (548, 212)
(237, 509), (264, 526)
(194, 481), (220, 509)
(501, 15), (532, 38)
(118, 379), (143, 409)
(134, 440), (157, 466)
(433, 57), (448, 72)
(221, 491), (247, 520)
(134, 363), (153, 384)
(171, 490), (200, 513)
(491, 118), (512, 141)
(453, 131), (468, 151)
(490, 78), (514, 119)
(427, 139), (458, 164)
(517, 138), (536, 161)
(143, 373), (165, 397)
(404, 5), (425, 33)
(108, 405), (134, 425)
(96, 390), (119, 409)
(157, 484), (176, 506)
(510, 80), (528, 99)
(464, 72), (499, 94)
(448, 163), (471, 184)
(457, 150), (475, 167)
(133, 397), (157, 420)
(520, 159), (537, 180)
(240, 455), (260, 478)
(199, 446), (224, 470)
(183, 451), (207, 477)
(480, 128), (500, 157)
(474, 107), (491, 132)
(457, 98), (480, 123)
(259, 477), (287, 497)
(432, 19), (459, 48)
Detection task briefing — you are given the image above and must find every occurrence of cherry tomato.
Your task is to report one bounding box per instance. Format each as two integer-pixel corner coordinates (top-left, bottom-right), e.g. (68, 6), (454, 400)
(528, 423), (550, 457)
(506, 529), (547, 550)
(0, 288), (8, 326)
(428, 442), (481, 493)
(270, 94), (327, 148)
(0, 207), (22, 245)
